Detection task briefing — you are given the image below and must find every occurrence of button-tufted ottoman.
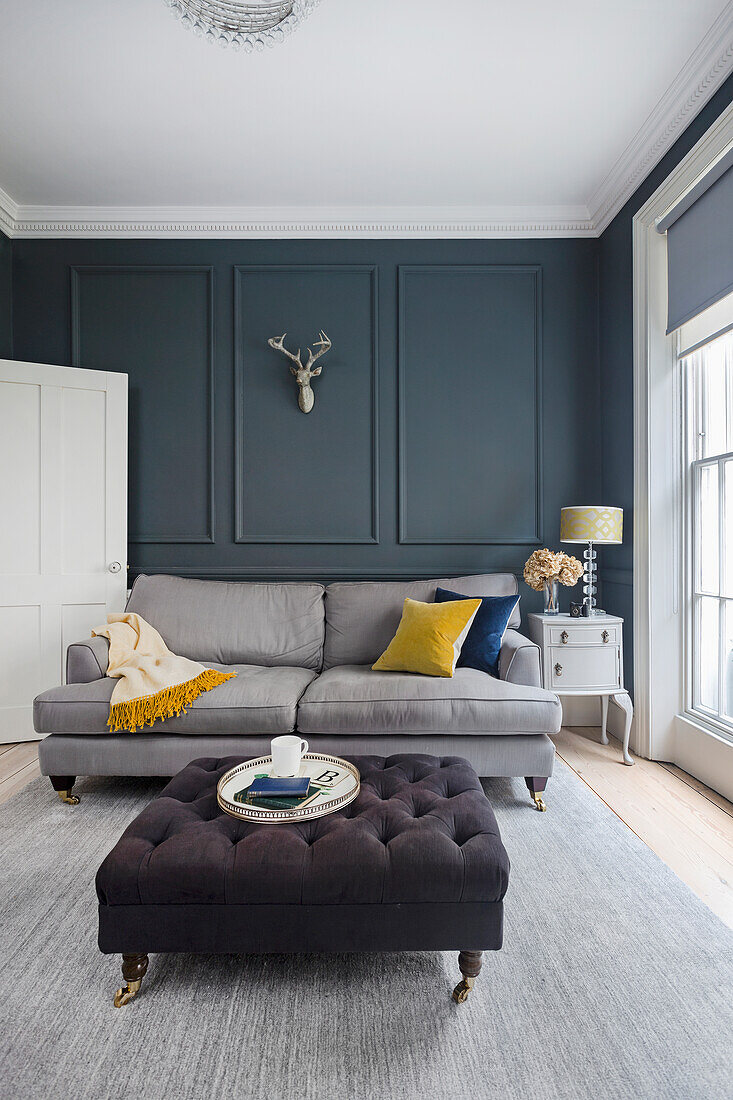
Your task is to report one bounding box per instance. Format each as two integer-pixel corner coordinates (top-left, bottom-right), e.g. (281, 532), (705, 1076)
(97, 753), (510, 1005)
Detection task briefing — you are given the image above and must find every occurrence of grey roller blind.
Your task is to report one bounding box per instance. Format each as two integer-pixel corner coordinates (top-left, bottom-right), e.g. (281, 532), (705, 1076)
(658, 147), (733, 333)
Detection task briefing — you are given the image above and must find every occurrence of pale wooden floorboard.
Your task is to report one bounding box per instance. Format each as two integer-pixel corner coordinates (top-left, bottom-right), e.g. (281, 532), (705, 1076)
(2, 735), (732, 929)
(555, 726), (733, 930)
(0, 742), (42, 805)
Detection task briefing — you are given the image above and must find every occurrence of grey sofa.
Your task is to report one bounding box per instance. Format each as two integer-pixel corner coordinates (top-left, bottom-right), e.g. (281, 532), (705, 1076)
(34, 573), (562, 808)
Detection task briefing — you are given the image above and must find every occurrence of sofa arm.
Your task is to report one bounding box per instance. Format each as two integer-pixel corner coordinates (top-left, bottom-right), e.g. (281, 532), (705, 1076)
(498, 629), (542, 688)
(66, 636), (110, 684)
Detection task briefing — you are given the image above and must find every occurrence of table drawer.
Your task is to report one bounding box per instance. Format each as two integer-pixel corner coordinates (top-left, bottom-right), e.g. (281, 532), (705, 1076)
(548, 645), (620, 691)
(547, 623), (619, 647)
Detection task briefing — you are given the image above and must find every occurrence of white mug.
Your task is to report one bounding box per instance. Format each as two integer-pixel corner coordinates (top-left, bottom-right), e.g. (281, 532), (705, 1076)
(271, 735), (309, 777)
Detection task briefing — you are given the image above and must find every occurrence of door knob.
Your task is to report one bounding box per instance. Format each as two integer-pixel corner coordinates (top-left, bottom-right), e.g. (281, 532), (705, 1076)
(554, 663), (562, 677)
(108, 562), (122, 574)
(560, 631), (569, 644)
(602, 630), (609, 643)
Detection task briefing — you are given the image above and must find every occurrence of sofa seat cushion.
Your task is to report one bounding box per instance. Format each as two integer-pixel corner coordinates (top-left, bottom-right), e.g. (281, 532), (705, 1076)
(297, 665), (562, 736)
(33, 664), (316, 736)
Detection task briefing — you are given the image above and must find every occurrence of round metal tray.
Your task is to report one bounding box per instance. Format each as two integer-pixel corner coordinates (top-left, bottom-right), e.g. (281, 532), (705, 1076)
(217, 753), (360, 823)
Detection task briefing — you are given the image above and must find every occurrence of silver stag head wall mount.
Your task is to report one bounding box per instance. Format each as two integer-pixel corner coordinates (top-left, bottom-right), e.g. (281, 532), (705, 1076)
(267, 330), (332, 414)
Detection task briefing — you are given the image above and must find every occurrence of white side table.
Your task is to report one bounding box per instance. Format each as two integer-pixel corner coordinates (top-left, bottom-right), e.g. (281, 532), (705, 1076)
(527, 613), (634, 765)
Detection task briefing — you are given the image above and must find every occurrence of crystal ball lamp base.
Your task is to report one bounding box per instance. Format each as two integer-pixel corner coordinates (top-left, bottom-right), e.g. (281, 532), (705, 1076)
(582, 542), (598, 615)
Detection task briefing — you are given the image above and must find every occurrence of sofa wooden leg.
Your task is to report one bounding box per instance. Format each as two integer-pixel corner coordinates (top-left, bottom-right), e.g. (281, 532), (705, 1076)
(525, 776), (548, 812)
(50, 775), (79, 805)
(452, 950), (483, 1003)
(114, 953), (149, 1007)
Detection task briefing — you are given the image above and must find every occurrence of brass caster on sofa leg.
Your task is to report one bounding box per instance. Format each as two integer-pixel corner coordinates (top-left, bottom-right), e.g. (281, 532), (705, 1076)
(452, 976), (474, 1004)
(58, 790), (80, 806)
(114, 979), (142, 1007)
(532, 793), (547, 812)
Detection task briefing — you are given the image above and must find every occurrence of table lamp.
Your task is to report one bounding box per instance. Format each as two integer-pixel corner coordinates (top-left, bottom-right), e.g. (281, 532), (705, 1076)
(560, 506), (623, 616)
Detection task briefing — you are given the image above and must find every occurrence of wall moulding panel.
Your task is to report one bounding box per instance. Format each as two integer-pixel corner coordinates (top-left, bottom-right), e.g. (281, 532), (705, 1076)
(126, 563), (533, 582)
(233, 265), (379, 545)
(70, 265), (215, 545)
(11, 237), (600, 588)
(398, 265), (543, 545)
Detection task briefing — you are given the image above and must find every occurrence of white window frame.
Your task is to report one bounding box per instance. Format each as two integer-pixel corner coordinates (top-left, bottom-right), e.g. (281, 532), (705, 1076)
(682, 337), (733, 738)
(633, 100), (733, 800)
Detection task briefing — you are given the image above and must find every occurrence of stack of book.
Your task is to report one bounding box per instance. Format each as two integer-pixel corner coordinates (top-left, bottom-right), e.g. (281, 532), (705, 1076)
(233, 775), (318, 811)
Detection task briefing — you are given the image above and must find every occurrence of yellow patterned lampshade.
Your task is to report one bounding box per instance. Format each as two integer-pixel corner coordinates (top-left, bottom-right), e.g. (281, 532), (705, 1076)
(560, 506), (623, 544)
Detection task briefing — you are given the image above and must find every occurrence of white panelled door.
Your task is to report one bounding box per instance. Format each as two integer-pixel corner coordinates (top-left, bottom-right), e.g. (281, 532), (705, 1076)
(0, 360), (127, 743)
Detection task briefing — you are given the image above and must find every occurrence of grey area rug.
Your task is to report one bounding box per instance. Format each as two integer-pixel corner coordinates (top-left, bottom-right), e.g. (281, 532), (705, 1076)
(1, 760), (731, 1100)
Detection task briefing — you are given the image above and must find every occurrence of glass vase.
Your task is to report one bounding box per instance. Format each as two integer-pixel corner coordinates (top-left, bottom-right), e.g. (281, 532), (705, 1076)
(543, 577), (560, 615)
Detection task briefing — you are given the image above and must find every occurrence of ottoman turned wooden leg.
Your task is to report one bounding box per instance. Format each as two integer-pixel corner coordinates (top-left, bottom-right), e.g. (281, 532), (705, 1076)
(114, 954), (149, 1007)
(452, 950), (483, 1003)
(50, 775), (79, 805)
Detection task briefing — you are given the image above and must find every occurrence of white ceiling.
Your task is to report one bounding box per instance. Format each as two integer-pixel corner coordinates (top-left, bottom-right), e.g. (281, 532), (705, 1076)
(0, 0), (732, 236)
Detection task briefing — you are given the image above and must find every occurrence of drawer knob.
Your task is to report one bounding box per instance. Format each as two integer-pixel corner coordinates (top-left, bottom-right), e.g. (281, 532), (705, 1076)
(554, 663), (563, 677)
(560, 631), (569, 644)
(602, 630), (609, 643)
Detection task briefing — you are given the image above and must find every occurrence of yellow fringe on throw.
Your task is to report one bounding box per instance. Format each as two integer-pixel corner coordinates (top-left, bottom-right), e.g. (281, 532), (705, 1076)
(107, 668), (236, 733)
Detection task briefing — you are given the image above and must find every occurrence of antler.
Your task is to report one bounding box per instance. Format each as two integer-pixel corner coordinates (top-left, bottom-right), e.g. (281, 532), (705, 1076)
(304, 330), (331, 372)
(268, 333), (303, 369)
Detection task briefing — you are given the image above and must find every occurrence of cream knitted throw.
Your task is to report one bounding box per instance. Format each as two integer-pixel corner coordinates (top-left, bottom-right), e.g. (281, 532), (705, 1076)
(92, 612), (236, 733)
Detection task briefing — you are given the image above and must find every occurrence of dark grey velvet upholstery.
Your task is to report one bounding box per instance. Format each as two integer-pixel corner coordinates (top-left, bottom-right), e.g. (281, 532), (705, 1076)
(97, 755), (510, 906)
(97, 754), (509, 956)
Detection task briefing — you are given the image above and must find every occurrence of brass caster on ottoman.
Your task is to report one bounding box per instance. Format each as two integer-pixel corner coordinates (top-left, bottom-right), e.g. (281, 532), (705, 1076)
(58, 790), (80, 806)
(452, 977), (475, 1004)
(113, 953), (148, 1007)
(452, 950), (482, 1003)
(114, 980), (142, 1007)
(532, 794), (547, 812)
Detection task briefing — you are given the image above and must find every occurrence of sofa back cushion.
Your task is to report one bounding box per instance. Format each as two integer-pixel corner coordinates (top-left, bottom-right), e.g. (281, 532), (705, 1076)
(126, 575), (325, 670)
(323, 574), (520, 670)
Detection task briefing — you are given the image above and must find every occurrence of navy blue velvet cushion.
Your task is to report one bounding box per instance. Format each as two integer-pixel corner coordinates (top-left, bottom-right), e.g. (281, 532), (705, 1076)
(434, 587), (520, 677)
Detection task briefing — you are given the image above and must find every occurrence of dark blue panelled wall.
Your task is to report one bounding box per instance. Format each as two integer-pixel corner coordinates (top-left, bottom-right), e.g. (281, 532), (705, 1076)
(0, 230), (11, 358)
(11, 239), (601, 616)
(598, 73), (733, 691)
(7, 86), (733, 687)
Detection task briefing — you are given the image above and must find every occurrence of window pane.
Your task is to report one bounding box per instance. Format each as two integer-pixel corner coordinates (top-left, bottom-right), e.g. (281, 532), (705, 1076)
(702, 339), (727, 458)
(689, 351), (704, 460)
(695, 597), (719, 712)
(727, 337), (733, 454)
(725, 460), (733, 597)
(723, 601), (733, 723)
(697, 463), (719, 594)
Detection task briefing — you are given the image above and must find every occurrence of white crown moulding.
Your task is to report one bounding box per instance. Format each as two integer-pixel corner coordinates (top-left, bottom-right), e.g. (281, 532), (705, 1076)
(1, 4), (732, 241)
(587, 1), (733, 234)
(2, 204), (596, 239)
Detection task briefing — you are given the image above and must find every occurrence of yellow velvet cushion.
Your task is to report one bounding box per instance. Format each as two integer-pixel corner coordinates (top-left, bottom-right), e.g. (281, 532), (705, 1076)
(372, 596), (482, 677)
